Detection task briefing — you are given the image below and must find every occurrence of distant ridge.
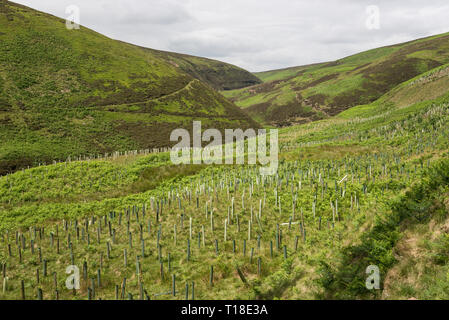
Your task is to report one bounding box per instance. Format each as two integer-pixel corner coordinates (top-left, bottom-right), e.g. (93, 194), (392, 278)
(224, 31), (449, 126)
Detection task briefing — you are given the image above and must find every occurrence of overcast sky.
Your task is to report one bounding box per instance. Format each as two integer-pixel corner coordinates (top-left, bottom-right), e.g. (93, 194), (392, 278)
(14, 0), (449, 72)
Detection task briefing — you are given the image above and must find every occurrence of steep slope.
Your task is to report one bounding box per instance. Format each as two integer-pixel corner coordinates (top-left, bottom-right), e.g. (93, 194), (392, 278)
(0, 1), (259, 175)
(223, 32), (449, 126)
(145, 48), (262, 90)
(381, 63), (449, 108)
(336, 62), (449, 120)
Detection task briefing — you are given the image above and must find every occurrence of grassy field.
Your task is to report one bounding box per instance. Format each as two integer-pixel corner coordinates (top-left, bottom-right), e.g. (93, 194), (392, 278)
(224, 32), (449, 126)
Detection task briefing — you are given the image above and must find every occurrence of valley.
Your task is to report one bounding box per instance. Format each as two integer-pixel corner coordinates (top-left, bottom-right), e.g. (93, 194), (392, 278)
(0, 0), (449, 301)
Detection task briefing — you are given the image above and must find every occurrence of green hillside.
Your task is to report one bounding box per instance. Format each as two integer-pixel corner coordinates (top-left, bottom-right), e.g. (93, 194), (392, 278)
(144, 48), (262, 90)
(223, 32), (449, 126)
(380, 63), (449, 108)
(0, 1), (259, 175)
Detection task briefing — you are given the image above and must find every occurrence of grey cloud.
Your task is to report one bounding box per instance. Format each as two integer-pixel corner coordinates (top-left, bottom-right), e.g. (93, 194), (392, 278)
(167, 30), (265, 58)
(14, 0), (449, 72)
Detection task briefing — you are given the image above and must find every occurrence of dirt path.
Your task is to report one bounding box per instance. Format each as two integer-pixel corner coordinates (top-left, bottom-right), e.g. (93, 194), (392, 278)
(101, 79), (196, 108)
